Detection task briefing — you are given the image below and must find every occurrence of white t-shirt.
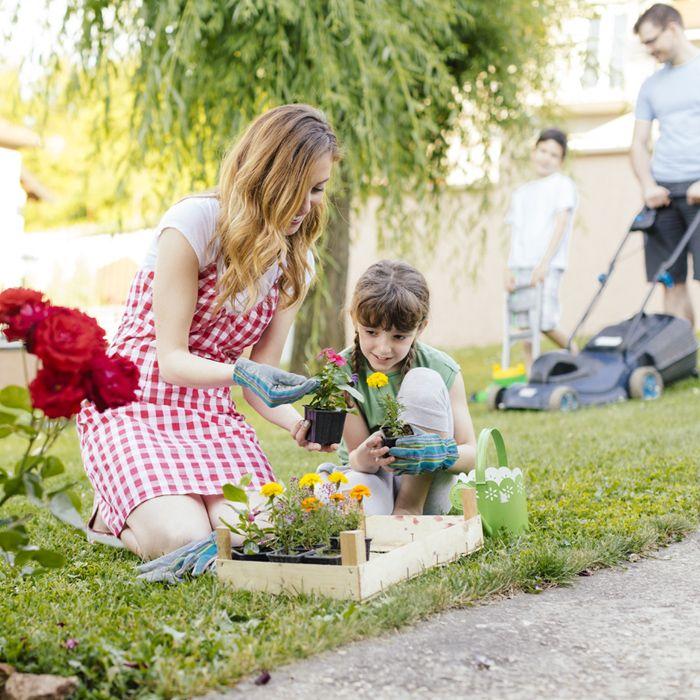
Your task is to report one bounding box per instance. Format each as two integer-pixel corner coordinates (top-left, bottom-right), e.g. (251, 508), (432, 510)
(144, 195), (315, 310)
(506, 172), (577, 270)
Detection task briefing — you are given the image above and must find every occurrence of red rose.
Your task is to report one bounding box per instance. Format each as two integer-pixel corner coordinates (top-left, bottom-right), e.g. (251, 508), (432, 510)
(0, 288), (45, 318)
(29, 366), (87, 419)
(33, 307), (107, 372)
(83, 353), (140, 412)
(0, 287), (50, 343)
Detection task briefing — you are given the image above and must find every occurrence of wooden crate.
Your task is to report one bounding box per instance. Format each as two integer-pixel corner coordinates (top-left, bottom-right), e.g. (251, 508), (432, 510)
(215, 488), (483, 601)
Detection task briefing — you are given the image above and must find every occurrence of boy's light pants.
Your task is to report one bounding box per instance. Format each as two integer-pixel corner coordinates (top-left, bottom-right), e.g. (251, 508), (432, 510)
(318, 368), (457, 515)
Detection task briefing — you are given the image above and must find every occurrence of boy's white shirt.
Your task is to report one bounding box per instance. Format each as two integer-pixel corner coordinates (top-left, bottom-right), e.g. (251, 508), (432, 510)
(506, 171), (577, 270)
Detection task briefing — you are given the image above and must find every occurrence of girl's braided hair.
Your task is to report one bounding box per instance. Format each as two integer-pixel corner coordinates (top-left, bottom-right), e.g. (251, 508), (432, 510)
(349, 260), (430, 378)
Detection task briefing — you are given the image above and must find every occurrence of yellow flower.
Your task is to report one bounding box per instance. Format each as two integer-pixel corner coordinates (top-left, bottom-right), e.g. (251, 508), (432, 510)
(329, 492), (345, 502)
(328, 471), (349, 485)
(299, 472), (322, 489)
(301, 496), (320, 511)
(259, 482), (284, 498)
(367, 372), (389, 389)
(349, 484), (372, 502)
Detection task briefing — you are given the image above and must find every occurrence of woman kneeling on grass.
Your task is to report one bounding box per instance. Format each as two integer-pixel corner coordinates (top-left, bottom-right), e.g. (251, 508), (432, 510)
(77, 104), (340, 562)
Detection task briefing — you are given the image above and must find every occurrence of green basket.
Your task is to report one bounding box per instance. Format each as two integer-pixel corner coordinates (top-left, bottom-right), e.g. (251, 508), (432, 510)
(450, 428), (528, 537)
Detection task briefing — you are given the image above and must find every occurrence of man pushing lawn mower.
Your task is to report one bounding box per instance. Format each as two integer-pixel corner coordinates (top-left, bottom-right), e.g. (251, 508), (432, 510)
(631, 3), (700, 326)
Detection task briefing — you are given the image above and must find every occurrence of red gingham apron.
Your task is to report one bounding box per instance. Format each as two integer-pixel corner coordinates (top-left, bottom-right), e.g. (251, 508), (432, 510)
(77, 263), (278, 536)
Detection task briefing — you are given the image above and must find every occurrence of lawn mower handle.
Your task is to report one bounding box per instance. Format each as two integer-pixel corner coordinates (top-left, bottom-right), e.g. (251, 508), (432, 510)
(622, 206), (700, 351)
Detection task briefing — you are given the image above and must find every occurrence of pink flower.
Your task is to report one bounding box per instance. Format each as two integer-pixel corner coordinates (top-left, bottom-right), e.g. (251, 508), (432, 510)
(317, 347), (347, 367)
(64, 638), (79, 650)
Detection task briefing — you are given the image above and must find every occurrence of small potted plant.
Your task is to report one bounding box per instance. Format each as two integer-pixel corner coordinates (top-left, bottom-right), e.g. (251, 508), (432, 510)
(219, 475), (276, 561)
(304, 348), (364, 445)
(267, 474), (325, 563)
(367, 372), (413, 448)
(323, 478), (373, 560)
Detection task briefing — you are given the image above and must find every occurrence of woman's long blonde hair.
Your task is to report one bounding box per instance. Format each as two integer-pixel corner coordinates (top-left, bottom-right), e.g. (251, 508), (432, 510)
(214, 104), (340, 311)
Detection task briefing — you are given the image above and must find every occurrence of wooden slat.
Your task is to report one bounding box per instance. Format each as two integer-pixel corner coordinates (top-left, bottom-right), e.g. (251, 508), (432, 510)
(365, 513), (467, 548)
(340, 529), (366, 565)
(216, 560), (362, 600)
(461, 488), (478, 519)
(215, 527), (232, 560)
(358, 516), (483, 600)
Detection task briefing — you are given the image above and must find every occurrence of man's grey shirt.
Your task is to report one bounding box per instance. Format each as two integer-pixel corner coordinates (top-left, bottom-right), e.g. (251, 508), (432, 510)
(635, 54), (700, 183)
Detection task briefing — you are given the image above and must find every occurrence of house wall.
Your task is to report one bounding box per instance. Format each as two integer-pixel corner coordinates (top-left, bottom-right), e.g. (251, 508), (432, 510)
(345, 150), (699, 349)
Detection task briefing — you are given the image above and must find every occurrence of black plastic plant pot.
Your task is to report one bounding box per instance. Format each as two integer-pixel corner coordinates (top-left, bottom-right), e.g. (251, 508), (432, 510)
(266, 548), (309, 564)
(381, 425), (414, 449)
(302, 547), (342, 566)
(304, 405), (347, 445)
(232, 547), (274, 562)
(329, 536), (372, 559)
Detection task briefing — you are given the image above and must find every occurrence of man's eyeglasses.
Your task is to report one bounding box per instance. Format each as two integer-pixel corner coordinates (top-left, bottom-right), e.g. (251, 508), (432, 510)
(640, 27), (667, 46)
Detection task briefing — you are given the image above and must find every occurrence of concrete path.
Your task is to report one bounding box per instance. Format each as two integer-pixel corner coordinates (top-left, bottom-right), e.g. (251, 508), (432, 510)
(206, 531), (700, 699)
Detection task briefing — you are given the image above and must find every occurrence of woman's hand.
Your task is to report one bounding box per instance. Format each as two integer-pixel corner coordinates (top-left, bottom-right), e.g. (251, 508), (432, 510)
(290, 419), (339, 453)
(350, 431), (394, 472)
(232, 357), (319, 407)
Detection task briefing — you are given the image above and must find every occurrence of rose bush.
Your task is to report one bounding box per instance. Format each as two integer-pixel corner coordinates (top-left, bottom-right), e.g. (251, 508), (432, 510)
(0, 287), (140, 574)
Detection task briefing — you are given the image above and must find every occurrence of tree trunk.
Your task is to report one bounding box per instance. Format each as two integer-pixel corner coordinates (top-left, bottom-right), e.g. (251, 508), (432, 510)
(290, 193), (350, 373)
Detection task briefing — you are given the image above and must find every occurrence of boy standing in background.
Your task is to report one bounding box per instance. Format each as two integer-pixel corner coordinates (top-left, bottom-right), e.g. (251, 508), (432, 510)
(505, 128), (578, 370)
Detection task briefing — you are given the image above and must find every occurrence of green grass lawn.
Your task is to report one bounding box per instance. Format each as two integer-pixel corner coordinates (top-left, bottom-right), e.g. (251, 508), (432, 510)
(1, 343), (699, 699)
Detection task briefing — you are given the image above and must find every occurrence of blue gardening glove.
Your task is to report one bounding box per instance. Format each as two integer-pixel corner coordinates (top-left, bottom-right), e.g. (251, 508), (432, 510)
(136, 533), (218, 584)
(232, 357), (319, 407)
(388, 433), (459, 475)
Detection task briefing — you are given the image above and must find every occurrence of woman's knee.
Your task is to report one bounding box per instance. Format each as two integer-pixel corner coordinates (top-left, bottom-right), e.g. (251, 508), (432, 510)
(125, 495), (212, 559)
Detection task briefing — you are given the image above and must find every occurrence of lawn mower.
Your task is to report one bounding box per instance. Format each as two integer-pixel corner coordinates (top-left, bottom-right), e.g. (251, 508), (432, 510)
(489, 191), (699, 412)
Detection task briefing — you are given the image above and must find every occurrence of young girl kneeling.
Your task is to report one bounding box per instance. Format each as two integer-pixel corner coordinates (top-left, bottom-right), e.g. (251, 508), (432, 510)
(324, 260), (476, 515)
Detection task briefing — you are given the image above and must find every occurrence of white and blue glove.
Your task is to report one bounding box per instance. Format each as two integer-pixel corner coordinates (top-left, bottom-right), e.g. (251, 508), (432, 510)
(232, 357), (319, 407)
(388, 433), (459, 475)
(136, 534), (218, 584)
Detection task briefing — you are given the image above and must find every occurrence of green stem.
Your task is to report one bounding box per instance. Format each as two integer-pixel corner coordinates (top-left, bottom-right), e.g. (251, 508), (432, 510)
(17, 412), (41, 475)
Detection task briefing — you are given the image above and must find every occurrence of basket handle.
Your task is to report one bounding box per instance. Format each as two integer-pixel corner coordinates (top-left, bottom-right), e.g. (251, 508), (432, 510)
(475, 428), (509, 484)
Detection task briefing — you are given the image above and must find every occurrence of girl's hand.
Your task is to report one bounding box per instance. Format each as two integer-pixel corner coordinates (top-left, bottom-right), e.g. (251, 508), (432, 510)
(351, 431), (394, 471)
(290, 419), (339, 453)
(388, 434), (458, 474)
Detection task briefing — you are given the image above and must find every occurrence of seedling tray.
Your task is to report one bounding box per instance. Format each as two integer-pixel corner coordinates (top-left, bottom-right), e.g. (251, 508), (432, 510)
(215, 488), (482, 601)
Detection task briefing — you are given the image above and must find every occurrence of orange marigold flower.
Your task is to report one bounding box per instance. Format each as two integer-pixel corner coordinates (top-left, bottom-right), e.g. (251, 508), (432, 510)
(349, 484), (372, 501)
(329, 492), (345, 502)
(301, 496), (320, 511)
